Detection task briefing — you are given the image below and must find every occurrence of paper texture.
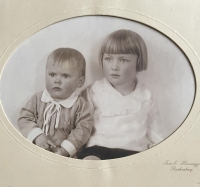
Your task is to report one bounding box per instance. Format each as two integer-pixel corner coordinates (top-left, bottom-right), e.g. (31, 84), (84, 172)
(0, 1), (200, 187)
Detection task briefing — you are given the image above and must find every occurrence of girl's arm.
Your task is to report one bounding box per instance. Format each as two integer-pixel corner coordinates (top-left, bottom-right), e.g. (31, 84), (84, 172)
(146, 97), (167, 148)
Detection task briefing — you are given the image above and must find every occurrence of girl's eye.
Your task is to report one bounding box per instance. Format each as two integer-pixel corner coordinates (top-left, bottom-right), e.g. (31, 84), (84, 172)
(104, 57), (111, 61)
(63, 74), (70, 78)
(49, 73), (55, 77)
(120, 59), (128, 63)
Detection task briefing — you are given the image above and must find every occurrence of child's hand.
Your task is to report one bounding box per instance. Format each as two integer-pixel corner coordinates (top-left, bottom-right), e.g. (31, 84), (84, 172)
(34, 134), (56, 151)
(48, 129), (67, 147)
(50, 146), (69, 157)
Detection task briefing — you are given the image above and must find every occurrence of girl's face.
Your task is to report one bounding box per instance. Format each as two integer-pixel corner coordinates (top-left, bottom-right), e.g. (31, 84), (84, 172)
(102, 53), (138, 87)
(45, 61), (84, 101)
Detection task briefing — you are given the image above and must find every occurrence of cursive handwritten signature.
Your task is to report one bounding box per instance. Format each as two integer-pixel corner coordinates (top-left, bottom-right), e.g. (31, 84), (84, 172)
(163, 160), (200, 172)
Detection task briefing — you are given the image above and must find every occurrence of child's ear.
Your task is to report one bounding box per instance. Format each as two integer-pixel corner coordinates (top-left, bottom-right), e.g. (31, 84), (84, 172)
(78, 76), (85, 87)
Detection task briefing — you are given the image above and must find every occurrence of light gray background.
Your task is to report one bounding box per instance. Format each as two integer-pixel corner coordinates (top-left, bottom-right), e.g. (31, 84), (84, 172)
(0, 16), (195, 138)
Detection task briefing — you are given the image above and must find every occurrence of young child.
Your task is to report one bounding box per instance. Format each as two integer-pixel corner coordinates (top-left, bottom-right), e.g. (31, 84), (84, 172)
(18, 48), (94, 157)
(78, 29), (166, 160)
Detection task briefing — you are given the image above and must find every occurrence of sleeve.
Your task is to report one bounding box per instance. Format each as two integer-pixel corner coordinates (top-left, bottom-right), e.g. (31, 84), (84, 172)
(61, 97), (94, 156)
(146, 96), (167, 148)
(17, 94), (43, 142)
(80, 86), (95, 111)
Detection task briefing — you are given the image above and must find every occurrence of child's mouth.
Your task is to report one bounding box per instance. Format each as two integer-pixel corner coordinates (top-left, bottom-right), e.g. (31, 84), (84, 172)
(53, 87), (62, 91)
(110, 74), (120, 78)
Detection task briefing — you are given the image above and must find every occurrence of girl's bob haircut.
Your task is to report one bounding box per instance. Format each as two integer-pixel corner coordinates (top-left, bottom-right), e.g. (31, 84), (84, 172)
(99, 29), (148, 71)
(47, 48), (86, 77)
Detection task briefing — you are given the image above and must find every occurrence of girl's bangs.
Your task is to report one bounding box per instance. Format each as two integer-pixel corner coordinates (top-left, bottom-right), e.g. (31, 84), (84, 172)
(103, 39), (138, 55)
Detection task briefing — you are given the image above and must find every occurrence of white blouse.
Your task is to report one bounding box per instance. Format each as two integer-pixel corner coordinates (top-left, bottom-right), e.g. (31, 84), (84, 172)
(84, 78), (166, 152)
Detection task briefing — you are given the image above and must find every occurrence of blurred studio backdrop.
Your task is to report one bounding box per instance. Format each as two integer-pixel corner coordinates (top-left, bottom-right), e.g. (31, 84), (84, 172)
(0, 16), (195, 141)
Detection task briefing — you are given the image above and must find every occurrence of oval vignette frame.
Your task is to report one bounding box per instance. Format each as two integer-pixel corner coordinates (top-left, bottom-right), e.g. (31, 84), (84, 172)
(0, 9), (199, 170)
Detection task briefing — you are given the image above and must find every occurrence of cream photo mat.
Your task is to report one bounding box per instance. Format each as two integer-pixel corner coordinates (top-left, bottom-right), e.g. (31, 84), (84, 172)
(0, 1), (200, 187)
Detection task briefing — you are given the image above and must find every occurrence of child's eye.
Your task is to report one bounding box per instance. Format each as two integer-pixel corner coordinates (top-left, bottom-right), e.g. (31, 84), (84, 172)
(49, 73), (55, 77)
(104, 57), (111, 61)
(120, 59), (129, 63)
(63, 74), (70, 78)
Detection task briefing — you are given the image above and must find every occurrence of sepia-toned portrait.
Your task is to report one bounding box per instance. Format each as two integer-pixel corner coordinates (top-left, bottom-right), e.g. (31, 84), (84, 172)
(0, 16), (195, 160)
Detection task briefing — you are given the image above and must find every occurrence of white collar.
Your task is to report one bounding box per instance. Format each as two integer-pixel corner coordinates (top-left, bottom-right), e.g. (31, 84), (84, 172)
(92, 78), (151, 102)
(41, 89), (78, 108)
(103, 77), (138, 97)
(41, 89), (78, 135)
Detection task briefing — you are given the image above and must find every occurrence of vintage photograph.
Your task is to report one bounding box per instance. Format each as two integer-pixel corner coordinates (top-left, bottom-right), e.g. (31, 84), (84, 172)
(0, 16), (195, 160)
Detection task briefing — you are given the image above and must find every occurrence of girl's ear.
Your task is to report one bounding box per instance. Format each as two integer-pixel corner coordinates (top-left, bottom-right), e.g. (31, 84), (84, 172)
(99, 53), (104, 69)
(78, 76), (85, 87)
(101, 62), (103, 69)
(136, 55), (140, 72)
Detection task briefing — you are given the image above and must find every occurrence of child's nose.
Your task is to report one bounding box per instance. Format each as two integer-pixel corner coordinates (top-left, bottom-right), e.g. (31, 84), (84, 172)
(54, 76), (62, 84)
(111, 60), (119, 71)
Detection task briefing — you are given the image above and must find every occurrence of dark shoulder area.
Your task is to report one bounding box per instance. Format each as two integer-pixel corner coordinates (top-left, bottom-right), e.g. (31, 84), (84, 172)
(76, 95), (87, 104)
(31, 91), (43, 101)
(80, 85), (93, 101)
(72, 95), (91, 111)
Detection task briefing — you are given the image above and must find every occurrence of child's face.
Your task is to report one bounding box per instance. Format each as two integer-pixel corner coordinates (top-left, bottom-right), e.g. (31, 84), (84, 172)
(45, 61), (84, 101)
(102, 54), (137, 87)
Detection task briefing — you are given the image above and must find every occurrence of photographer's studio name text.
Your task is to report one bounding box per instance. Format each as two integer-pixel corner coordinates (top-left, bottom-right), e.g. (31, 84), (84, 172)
(163, 160), (200, 172)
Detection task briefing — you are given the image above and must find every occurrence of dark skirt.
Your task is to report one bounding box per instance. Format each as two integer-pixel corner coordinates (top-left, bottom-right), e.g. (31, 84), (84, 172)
(77, 145), (139, 160)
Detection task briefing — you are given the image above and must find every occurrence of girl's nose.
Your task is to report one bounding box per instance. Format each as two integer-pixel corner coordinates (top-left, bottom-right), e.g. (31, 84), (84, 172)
(111, 59), (119, 71)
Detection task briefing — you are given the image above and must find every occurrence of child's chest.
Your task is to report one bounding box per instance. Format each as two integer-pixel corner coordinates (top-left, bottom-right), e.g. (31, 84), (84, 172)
(36, 103), (76, 132)
(93, 90), (150, 118)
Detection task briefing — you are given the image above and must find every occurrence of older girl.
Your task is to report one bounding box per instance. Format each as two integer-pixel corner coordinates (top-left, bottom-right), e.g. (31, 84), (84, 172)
(78, 29), (166, 160)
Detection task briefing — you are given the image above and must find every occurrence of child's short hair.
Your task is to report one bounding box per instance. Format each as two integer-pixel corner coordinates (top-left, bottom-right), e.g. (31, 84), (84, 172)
(47, 48), (86, 76)
(99, 29), (148, 71)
